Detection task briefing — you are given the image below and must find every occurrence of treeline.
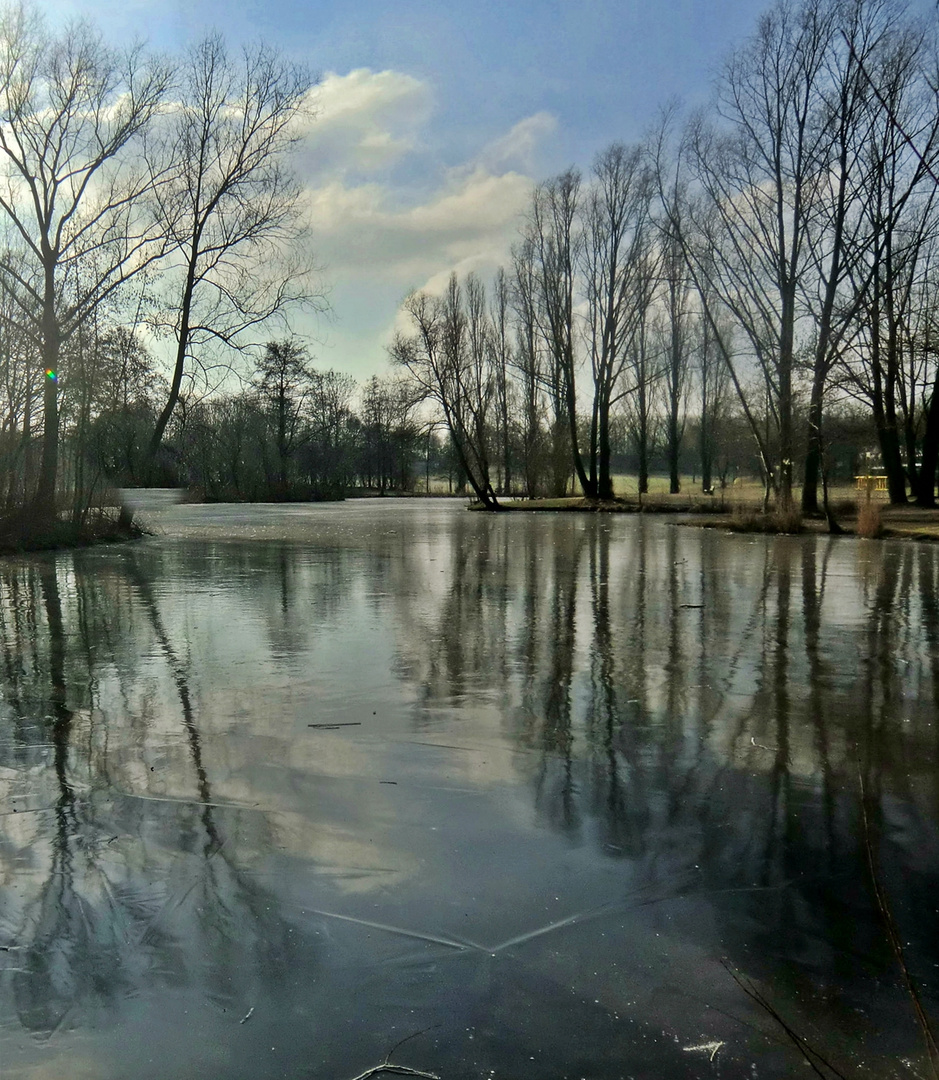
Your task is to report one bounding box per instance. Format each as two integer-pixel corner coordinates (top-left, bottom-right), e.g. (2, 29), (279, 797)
(176, 343), (424, 501)
(393, 0), (939, 511)
(0, 332), (427, 506)
(4, 0), (939, 520)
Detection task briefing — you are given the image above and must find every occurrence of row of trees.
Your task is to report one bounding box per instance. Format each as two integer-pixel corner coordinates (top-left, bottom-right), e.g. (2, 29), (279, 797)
(393, 0), (939, 511)
(6, 323), (811, 507)
(173, 343), (422, 501)
(0, 334), (427, 506)
(6, 0), (938, 518)
(0, 2), (321, 526)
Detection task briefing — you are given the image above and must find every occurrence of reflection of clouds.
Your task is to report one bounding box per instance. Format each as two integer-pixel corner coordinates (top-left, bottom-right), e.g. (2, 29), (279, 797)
(265, 812), (414, 895)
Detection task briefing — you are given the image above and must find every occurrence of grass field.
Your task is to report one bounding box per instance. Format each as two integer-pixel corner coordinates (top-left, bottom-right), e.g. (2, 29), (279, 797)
(418, 473), (888, 508)
(430, 472), (939, 541)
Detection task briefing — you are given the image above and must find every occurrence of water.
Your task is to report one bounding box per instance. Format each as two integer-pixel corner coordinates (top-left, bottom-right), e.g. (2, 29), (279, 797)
(1, 500), (937, 1079)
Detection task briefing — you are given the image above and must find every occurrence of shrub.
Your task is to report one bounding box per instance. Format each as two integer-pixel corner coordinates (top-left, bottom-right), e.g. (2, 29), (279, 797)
(727, 505), (803, 534)
(729, 506), (762, 532)
(772, 505), (804, 534)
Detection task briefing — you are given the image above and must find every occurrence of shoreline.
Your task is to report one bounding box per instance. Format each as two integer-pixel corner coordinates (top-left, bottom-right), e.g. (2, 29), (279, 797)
(4, 492), (939, 553)
(0, 510), (149, 556)
(485, 495), (939, 542)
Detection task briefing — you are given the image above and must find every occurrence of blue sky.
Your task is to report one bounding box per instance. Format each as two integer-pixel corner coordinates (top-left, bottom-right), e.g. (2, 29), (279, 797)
(38, 0), (913, 382)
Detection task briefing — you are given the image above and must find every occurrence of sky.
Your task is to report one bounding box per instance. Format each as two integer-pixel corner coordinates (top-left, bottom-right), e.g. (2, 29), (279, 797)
(34, 0), (868, 383)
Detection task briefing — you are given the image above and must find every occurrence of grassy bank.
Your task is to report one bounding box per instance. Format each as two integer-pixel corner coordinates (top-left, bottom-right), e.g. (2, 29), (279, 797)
(485, 481), (939, 542)
(0, 507), (148, 555)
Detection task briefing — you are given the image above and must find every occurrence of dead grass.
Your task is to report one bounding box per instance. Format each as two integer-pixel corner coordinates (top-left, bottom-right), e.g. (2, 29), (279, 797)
(472, 476), (939, 545)
(856, 500), (884, 539)
(728, 505), (804, 535)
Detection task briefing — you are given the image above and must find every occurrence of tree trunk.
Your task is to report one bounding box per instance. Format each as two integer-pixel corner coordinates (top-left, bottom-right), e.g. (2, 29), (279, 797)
(34, 288), (61, 520)
(700, 409), (712, 494)
(801, 374), (824, 516)
(668, 398), (680, 494)
(597, 394), (613, 500)
(148, 239), (199, 474)
(564, 361), (596, 499)
(777, 284), (796, 511)
(637, 396), (649, 496)
(915, 372), (939, 508)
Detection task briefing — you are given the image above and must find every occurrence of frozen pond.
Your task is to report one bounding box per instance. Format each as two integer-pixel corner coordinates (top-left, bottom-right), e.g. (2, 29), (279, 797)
(1, 499), (938, 1078)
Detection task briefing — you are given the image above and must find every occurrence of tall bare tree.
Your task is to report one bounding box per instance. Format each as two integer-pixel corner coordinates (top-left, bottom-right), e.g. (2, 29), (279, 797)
(581, 142), (655, 499)
(799, 0), (925, 513)
(146, 35), (319, 473)
(842, 8), (939, 504)
(510, 238), (550, 497)
(390, 279), (500, 508)
(252, 338), (314, 499)
(690, 0), (836, 509)
(489, 267), (513, 496)
(0, 2), (170, 518)
(659, 215), (693, 495)
(525, 170), (588, 497)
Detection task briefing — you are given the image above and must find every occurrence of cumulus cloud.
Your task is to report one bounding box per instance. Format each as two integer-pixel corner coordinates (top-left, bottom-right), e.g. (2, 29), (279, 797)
(474, 112), (557, 174)
(298, 68), (432, 179)
(294, 68), (557, 374)
(306, 167), (532, 288)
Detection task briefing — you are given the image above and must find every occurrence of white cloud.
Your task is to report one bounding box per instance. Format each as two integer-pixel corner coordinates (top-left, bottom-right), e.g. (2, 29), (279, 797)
(292, 69), (558, 376)
(306, 167), (532, 287)
(298, 68), (432, 179)
(475, 112), (557, 174)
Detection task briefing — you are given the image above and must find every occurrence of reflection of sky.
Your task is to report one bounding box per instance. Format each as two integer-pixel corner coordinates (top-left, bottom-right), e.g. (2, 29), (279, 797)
(2, 505), (939, 1078)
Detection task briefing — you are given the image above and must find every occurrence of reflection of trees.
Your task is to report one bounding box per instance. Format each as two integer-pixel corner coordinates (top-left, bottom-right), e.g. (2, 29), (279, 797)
(394, 516), (939, 1016)
(0, 553), (299, 1039)
(855, 545), (939, 979)
(530, 523), (584, 831)
(12, 564), (95, 1036)
(125, 552), (218, 853)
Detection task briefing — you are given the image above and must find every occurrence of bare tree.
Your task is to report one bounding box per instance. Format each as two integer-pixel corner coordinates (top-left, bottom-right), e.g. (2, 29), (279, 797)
(252, 338), (314, 499)
(621, 250), (662, 497)
(581, 142), (655, 499)
(667, 187), (781, 505)
(464, 272), (496, 496)
(690, 0), (836, 510)
(145, 35), (319, 474)
(525, 170), (588, 497)
(0, 2), (171, 518)
(489, 267), (514, 496)
(696, 295), (732, 493)
(841, 8), (939, 504)
(799, 0), (926, 513)
(0, 267), (39, 508)
(510, 238), (551, 497)
(390, 279), (500, 508)
(659, 213), (693, 494)
(302, 367), (357, 496)
(359, 375), (420, 493)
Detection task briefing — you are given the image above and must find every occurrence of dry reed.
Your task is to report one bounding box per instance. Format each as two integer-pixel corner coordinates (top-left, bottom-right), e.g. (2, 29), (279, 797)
(856, 500), (884, 538)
